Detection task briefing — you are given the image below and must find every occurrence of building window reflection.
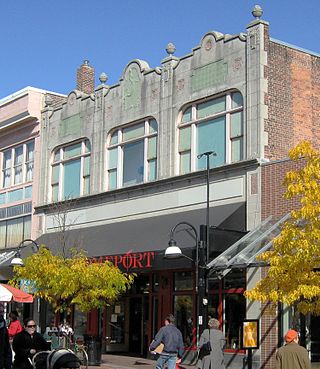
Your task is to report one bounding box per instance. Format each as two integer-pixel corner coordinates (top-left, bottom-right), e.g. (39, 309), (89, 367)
(107, 118), (158, 189)
(207, 269), (246, 350)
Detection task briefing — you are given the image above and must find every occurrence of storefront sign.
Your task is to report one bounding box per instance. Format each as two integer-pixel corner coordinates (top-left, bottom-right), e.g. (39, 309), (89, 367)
(92, 251), (155, 272)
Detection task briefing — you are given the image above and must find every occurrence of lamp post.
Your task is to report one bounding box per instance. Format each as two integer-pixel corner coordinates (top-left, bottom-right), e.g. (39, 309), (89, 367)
(11, 239), (39, 267)
(197, 151), (216, 261)
(165, 221), (207, 343)
(165, 151), (216, 345)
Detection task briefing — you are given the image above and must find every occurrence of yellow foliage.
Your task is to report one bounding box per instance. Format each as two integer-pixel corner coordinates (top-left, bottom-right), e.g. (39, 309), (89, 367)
(245, 141), (320, 315)
(10, 247), (134, 312)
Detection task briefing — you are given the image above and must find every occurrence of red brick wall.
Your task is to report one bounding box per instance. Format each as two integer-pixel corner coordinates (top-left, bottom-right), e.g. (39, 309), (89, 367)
(261, 158), (304, 220)
(265, 42), (320, 160)
(260, 158), (304, 369)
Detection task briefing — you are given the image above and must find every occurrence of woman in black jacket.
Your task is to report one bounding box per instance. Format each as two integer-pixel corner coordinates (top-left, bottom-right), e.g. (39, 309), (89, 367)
(12, 318), (50, 369)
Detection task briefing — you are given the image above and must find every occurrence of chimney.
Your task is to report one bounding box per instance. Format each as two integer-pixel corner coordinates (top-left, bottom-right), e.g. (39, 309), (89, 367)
(76, 60), (95, 94)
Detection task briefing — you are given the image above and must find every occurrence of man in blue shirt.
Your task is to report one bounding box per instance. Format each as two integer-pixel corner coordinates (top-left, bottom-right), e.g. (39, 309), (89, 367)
(149, 314), (184, 369)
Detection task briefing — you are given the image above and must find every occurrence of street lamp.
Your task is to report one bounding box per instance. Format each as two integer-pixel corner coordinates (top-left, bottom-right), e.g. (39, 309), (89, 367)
(11, 239), (39, 267)
(165, 221), (207, 343)
(197, 151), (216, 261)
(165, 151), (216, 345)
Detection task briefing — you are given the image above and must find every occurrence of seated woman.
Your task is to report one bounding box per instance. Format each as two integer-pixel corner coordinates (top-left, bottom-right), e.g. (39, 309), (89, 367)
(12, 318), (51, 369)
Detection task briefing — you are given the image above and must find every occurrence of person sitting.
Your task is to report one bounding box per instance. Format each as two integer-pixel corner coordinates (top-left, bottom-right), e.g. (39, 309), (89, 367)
(12, 318), (51, 369)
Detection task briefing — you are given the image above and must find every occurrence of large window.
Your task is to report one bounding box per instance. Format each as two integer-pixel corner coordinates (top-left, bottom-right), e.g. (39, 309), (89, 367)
(178, 91), (243, 174)
(0, 215), (31, 249)
(107, 118), (158, 190)
(2, 140), (35, 188)
(51, 139), (91, 201)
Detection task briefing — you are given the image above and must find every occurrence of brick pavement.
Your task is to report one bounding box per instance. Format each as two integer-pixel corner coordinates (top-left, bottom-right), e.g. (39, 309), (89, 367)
(89, 354), (320, 369)
(88, 354), (196, 369)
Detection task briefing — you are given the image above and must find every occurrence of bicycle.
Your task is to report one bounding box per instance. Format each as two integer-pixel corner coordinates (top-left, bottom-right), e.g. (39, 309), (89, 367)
(59, 335), (88, 369)
(68, 341), (88, 369)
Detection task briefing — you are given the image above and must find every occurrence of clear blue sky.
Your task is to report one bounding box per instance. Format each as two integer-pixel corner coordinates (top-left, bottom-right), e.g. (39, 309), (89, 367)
(1, 0), (319, 98)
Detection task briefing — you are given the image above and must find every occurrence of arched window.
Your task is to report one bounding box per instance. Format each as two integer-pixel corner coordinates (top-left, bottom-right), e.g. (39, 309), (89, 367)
(107, 118), (158, 190)
(51, 139), (91, 201)
(178, 91), (243, 174)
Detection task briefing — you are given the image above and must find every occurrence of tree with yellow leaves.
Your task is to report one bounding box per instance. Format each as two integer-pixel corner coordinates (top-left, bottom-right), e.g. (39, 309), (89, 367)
(11, 247), (134, 313)
(245, 141), (320, 315)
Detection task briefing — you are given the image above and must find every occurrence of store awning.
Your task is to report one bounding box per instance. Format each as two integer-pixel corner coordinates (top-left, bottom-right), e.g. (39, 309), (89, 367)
(36, 202), (246, 258)
(207, 213), (290, 277)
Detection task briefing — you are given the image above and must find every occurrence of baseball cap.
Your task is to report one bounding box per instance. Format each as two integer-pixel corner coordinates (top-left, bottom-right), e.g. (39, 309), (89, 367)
(285, 329), (298, 343)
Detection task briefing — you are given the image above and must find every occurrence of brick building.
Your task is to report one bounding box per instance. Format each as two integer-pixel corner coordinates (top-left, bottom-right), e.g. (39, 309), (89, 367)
(0, 5), (318, 369)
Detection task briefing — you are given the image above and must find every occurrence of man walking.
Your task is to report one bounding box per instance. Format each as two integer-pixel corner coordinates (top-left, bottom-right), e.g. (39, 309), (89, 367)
(275, 329), (311, 369)
(149, 314), (184, 369)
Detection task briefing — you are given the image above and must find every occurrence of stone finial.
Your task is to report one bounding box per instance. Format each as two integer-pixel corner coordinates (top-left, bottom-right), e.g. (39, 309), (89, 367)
(99, 72), (108, 84)
(45, 94), (53, 107)
(252, 5), (263, 19)
(166, 43), (176, 56)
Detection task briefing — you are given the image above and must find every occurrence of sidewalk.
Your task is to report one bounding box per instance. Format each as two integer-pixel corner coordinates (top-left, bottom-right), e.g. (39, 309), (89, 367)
(89, 354), (195, 369)
(91, 354), (320, 369)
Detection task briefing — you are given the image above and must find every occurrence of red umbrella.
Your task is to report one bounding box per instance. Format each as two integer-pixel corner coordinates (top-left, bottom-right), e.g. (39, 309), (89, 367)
(0, 283), (33, 303)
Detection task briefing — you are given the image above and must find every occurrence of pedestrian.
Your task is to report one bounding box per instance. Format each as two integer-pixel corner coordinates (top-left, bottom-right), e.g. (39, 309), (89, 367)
(149, 314), (184, 369)
(275, 329), (311, 369)
(197, 318), (226, 369)
(0, 304), (12, 369)
(8, 311), (23, 341)
(12, 318), (51, 369)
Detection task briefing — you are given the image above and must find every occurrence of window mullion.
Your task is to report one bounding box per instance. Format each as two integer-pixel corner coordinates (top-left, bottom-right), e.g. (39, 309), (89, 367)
(1, 152), (4, 189)
(58, 162), (63, 201)
(11, 148), (15, 187)
(144, 121), (148, 182)
(226, 112), (231, 163)
(191, 104), (197, 120)
(22, 143), (26, 183)
(80, 155), (84, 196)
(118, 145), (123, 188)
(191, 123), (197, 171)
(176, 124), (180, 176)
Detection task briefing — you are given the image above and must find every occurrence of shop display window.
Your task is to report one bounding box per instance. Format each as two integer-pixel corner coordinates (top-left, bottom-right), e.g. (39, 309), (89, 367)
(129, 275), (150, 294)
(108, 302), (125, 344)
(152, 274), (160, 292)
(73, 308), (87, 340)
(174, 271), (193, 291)
(224, 269), (246, 289)
(174, 295), (194, 347)
(224, 294), (246, 349)
(207, 269), (246, 350)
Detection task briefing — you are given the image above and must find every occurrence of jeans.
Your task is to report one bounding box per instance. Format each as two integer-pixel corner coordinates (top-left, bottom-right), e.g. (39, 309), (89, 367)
(156, 353), (177, 369)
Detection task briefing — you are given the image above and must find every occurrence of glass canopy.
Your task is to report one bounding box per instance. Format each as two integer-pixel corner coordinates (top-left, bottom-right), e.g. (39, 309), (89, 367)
(0, 250), (16, 265)
(207, 213), (290, 276)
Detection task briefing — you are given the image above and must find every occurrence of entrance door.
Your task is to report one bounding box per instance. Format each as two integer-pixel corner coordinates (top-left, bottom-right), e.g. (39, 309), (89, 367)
(311, 316), (320, 362)
(129, 296), (149, 356)
(157, 272), (172, 328)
